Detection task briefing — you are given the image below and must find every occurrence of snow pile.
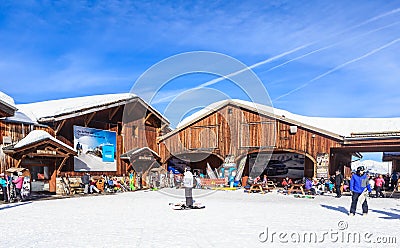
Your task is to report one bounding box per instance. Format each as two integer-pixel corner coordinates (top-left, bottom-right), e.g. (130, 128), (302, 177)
(14, 130), (74, 151)
(17, 93), (137, 120)
(177, 99), (400, 138)
(352, 160), (392, 175)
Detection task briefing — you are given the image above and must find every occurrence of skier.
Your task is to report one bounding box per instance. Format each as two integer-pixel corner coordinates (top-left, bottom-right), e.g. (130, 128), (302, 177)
(183, 167), (194, 208)
(349, 166), (372, 216)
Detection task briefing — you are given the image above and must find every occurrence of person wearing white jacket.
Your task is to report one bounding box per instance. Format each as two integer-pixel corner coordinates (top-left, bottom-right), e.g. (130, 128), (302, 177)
(183, 168), (194, 208)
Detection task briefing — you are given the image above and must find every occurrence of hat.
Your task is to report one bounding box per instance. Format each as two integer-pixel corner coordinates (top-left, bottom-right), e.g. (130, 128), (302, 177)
(357, 166), (365, 171)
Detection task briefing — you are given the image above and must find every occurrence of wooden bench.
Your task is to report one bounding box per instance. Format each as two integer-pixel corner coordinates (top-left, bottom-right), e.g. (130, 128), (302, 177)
(267, 181), (276, 189)
(287, 183), (305, 195)
(200, 178), (227, 188)
(248, 183), (270, 194)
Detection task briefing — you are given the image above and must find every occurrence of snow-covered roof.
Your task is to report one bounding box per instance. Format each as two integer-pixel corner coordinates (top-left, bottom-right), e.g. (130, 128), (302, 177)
(13, 130), (75, 151)
(166, 99), (400, 140)
(0, 91), (16, 109)
(3, 110), (38, 124)
(17, 93), (137, 121)
(120, 147), (160, 160)
(17, 93), (169, 124)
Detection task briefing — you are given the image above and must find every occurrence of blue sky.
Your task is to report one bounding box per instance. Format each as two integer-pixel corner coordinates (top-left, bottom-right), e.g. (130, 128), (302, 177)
(1, 0), (400, 129)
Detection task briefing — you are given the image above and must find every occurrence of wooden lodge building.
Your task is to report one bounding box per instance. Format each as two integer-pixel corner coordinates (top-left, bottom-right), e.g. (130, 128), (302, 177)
(2, 91), (400, 193)
(1, 93), (169, 193)
(159, 99), (400, 179)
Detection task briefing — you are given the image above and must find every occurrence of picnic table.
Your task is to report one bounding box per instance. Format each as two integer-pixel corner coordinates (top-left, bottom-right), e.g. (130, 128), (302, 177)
(287, 183), (305, 195)
(248, 183), (270, 194)
(267, 180), (276, 189)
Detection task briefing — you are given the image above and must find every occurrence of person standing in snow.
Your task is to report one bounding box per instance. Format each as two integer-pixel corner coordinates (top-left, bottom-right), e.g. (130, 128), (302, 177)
(183, 168), (194, 208)
(0, 173), (9, 202)
(81, 173), (90, 194)
(12, 172), (24, 201)
(349, 166), (372, 216)
(391, 172), (398, 191)
(334, 170), (344, 198)
(375, 174), (385, 198)
(169, 170), (175, 188)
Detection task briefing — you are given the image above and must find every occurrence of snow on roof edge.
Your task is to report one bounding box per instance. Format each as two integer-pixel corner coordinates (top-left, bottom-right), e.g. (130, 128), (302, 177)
(164, 99), (400, 140)
(0, 91), (17, 110)
(16, 93), (169, 124)
(14, 130), (75, 151)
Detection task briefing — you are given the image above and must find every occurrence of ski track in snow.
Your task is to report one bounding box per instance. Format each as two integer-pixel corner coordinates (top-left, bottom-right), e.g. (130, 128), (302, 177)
(0, 189), (398, 248)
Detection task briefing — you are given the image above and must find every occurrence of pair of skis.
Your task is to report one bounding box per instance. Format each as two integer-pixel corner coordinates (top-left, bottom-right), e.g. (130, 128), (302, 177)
(169, 202), (205, 210)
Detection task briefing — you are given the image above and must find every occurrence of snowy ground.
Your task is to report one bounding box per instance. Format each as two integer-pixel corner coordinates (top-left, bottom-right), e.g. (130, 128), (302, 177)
(0, 189), (399, 248)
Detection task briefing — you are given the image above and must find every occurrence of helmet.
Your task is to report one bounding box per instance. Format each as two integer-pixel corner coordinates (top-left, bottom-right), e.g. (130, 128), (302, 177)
(357, 166), (365, 172)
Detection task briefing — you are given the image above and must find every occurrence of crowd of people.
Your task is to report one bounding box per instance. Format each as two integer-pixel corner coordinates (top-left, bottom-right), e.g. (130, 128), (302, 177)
(78, 173), (134, 194)
(0, 171), (26, 203)
(276, 169), (399, 198)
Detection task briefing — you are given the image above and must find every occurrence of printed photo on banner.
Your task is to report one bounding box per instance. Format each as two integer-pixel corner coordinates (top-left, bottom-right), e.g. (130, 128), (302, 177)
(73, 125), (117, 172)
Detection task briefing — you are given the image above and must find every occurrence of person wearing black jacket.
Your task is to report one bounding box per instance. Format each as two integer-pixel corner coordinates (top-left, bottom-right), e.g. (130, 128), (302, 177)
(81, 173), (90, 194)
(334, 170), (344, 198)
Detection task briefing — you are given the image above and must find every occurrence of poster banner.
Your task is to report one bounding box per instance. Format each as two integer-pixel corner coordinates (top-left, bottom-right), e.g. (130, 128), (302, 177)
(73, 126), (117, 171)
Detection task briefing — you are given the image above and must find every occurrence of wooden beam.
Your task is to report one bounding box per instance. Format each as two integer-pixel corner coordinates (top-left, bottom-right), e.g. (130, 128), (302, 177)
(57, 156), (69, 175)
(109, 106), (121, 121)
(160, 123), (168, 131)
(84, 112), (96, 127)
(15, 155), (26, 168)
(145, 112), (153, 122)
(55, 119), (66, 135)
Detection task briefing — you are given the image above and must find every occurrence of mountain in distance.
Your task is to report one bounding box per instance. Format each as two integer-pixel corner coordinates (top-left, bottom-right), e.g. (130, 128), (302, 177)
(351, 160), (392, 175)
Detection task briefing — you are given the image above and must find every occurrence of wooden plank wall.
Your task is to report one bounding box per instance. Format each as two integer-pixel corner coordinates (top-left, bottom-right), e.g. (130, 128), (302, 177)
(0, 121), (55, 172)
(159, 104), (343, 176)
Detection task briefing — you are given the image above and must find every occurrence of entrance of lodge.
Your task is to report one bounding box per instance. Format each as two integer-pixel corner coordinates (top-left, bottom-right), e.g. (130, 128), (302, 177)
(167, 152), (223, 176)
(240, 151), (315, 180)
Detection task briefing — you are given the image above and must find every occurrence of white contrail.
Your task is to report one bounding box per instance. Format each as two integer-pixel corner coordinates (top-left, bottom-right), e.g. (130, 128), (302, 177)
(152, 44), (311, 104)
(191, 7), (400, 90)
(273, 37), (400, 101)
(265, 21), (400, 73)
(195, 44), (311, 89)
(152, 7), (400, 105)
(196, 7), (400, 90)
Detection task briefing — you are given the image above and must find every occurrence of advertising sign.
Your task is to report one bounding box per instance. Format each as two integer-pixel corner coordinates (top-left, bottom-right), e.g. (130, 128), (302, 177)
(316, 153), (329, 178)
(73, 126), (117, 171)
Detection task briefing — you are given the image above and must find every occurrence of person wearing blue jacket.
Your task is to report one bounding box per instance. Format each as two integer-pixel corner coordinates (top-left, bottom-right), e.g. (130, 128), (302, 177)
(349, 166), (372, 216)
(0, 173), (9, 202)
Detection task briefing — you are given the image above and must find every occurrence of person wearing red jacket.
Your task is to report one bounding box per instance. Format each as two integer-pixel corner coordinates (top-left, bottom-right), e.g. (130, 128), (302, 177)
(374, 174), (385, 198)
(282, 177), (293, 190)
